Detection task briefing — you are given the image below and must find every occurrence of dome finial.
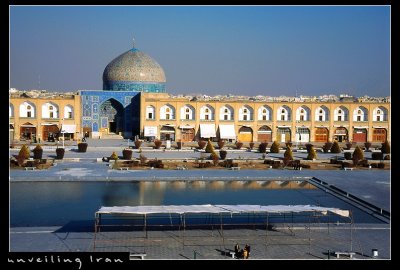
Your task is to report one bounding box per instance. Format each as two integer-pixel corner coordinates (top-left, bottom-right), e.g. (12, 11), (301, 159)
(132, 37), (136, 49)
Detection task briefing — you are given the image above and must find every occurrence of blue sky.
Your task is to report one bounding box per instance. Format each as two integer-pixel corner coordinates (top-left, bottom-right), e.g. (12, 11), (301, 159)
(10, 6), (390, 97)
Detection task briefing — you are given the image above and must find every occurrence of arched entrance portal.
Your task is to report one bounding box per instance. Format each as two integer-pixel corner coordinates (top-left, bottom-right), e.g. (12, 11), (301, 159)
(257, 126), (272, 142)
(100, 99), (124, 135)
(315, 128), (329, 142)
(160, 125), (175, 141)
(238, 126), (253, 142)
(372, 128), (387, 143)
(20, 122), (36, 140)
(353, 128), (367, 143)
(334, 127), (348, 142)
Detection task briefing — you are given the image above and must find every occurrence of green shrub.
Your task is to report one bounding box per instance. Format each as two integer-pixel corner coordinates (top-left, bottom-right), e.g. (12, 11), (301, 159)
(110, 152), (118, 160)
(154, 140), (162, 149)
(205, 139), (215, 153)
(352, 146), (364, 166)
(305, 143), (313, 153)
(219, 150), (227, 160)
(18, 145), (30, 159)
(371, 152), (383, 160)
(306, 146), (317, 160)
(344, 152), (352, 160)
(249, 142), (255, 149)
(322, 142), (333, 153)
(330, 141), (341, 153)
(270, 141), (280, 153)
(381, 141), (390, 154)
(217, 140), (225, 149)
(210, 151), (219, 166)
(139, 154), (147, 165)
(259, 142), (268, 153)
(198, 140), (207, 149)
(134, 140), (142, 149)
(283, 147), (293, 160)
(364, 142), (372, 151)
(235, 142), (243, 149)
(33, 145), (43, 159)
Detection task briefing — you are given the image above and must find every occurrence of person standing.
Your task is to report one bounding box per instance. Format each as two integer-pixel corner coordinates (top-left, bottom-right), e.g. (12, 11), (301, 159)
(244, 244), (250, 259)
(234, 243), (240, 258)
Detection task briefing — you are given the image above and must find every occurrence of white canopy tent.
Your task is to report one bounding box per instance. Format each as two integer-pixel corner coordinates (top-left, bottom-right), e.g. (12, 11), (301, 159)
(93, 204), (353, 252)
(219, 124), (236, 140)
(200, 124), (216, 138)
(96, 204), (349, 217)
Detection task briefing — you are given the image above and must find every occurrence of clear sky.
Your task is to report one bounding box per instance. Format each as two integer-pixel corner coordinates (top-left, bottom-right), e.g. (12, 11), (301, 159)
(10, 6), (390, 97)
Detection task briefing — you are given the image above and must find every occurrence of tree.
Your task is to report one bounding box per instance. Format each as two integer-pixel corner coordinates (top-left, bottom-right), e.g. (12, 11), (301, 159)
(219, 150), (227, 160)
(364, 142), (372, 151)
(205, 139), (215, 153)
(154, 140), (162, 149)
(381, 141), (390, 154)
(18, 145), (30, 159)
(284, 147), (293, 160)
(322, 142), (333, 153)
(198, 140), (207, 149)
(235, 141), (243, 149)
(352, 146), (364, 166)
(270, 141), (280, 153)
(110, 151), (118, 160)
(217, 139), (225, 149)
(210, 151), (219, 166)
(33, 145), (43, 159)
(307, 146), (318, 160)
(259, 142), (268, 153)
(330, 141), (341, 153)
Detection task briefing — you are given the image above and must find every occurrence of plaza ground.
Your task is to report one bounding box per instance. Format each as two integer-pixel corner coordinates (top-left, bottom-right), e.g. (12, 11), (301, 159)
(9, 139), (390, 259)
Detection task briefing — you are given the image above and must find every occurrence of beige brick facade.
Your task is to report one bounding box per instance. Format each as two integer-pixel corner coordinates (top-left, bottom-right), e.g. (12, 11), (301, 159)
(140, 93), (390, 143)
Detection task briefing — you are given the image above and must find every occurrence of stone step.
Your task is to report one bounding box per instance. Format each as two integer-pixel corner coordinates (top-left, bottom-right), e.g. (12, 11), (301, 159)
(101, 133), (124, 139)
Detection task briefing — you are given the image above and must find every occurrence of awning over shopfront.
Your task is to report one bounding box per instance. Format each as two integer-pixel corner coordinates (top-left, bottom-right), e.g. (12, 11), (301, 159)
(61, 124), (76, 133)
(179, 125), (195, 129)
(144, 126), (158, 137)
(200, 124), (216, 138)
(219, 124), (236, 140)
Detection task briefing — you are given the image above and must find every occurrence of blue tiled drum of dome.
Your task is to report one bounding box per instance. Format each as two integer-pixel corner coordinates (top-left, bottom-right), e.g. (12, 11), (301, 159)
(103, 47), (166, 92)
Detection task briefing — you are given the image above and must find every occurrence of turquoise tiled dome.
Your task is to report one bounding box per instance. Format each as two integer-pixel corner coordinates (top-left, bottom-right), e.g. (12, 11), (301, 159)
(103, 46), (166, 92)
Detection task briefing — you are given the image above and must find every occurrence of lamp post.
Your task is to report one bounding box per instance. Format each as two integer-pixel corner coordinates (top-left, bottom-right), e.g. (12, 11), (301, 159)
(61, 118), (65, 148)
(296, 120), (300, 150)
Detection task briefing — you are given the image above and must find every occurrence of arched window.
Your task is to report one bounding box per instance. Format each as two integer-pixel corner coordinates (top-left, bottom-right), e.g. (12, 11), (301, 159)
(296, 106), (310, 121)
(353, 107), (368, 122)
(146, 106), (155, 120)
(160, 105), (175, 120)
(19, 101), (35, 118)
(258, 105), (272, 121)
(373, 107), (388, 122)
(200, 105), (215, 121)
(180, 105), (195, 120)
(239, 105), (253, 121)
(277, 106), (291, 121)
(64, 105), (74, 119)
(220, 105), (234, 121)
(42, 102), (59, 119)
(315, 106), (329, 122)
(334, 106), (348, 121)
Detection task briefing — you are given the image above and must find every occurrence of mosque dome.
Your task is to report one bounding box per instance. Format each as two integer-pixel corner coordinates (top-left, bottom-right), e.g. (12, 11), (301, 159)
(102, 43), (166, 92)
